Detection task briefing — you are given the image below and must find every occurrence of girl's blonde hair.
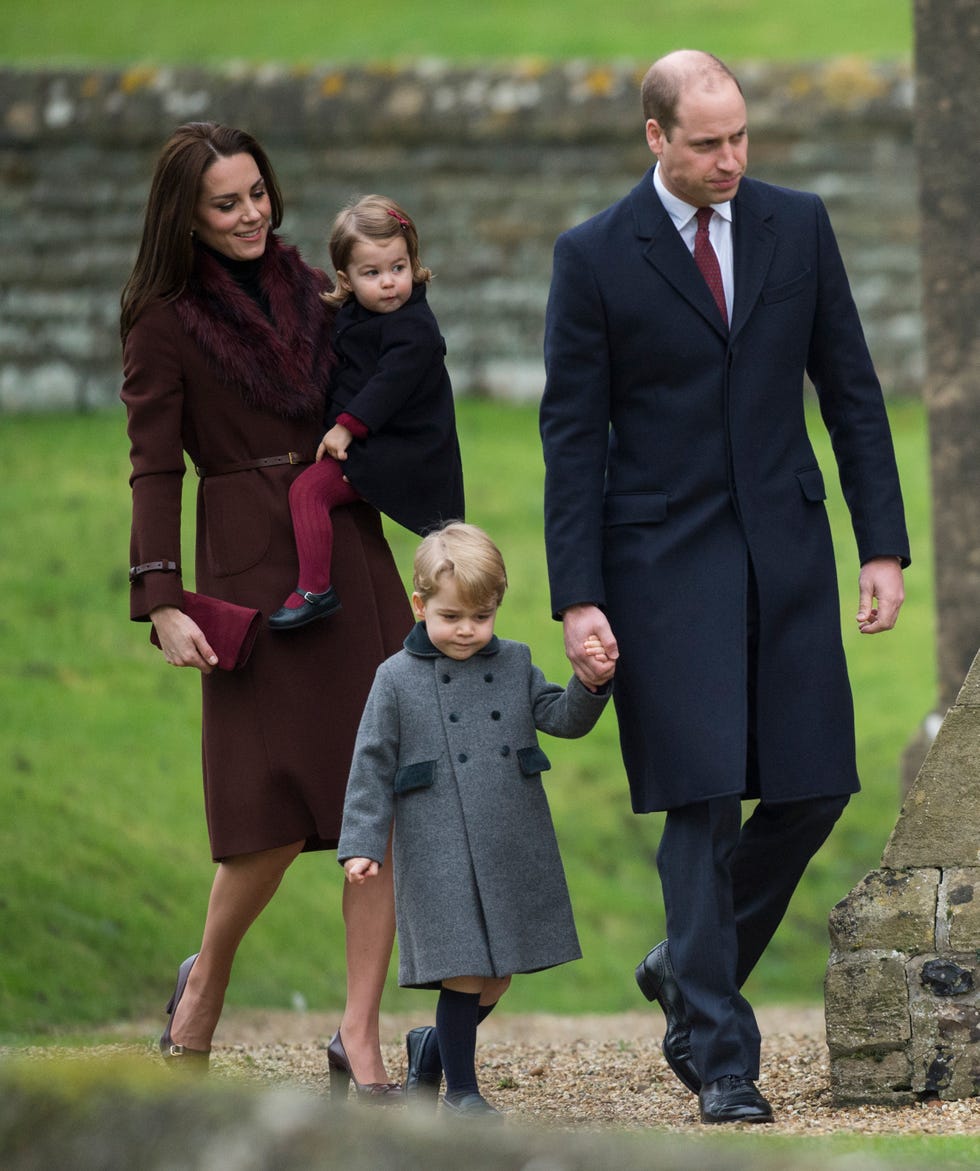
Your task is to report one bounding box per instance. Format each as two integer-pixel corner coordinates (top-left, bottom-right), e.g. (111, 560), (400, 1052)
(413, 523), (508, 609)
(322, 194), (432, 307)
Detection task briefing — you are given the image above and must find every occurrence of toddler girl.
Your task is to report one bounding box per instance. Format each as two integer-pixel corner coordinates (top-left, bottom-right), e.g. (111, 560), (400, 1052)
(270, 196), (464, 629)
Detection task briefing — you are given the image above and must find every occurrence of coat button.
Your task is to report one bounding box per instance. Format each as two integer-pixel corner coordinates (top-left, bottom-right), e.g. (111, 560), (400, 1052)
(491, 711), (501, 720)
(441, 674), (451, 683)
(484, 673), (493, 682)
(458, 753), (468, 763)
(500, 745), (510, 757)
(449, 713), (459, 723)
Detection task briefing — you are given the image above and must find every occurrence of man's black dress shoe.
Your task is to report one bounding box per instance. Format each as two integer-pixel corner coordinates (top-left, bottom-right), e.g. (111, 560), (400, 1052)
(268, 587), (341, 630)
(635, 941), (700, 1093)
(405, 1025), (442, 1104)
(698, 1075), (773, 1124)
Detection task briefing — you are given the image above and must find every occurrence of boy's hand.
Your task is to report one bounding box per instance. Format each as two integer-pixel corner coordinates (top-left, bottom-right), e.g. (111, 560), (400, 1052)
(343, 857), (379, 884)
(583, 633), (616, 677)
(563, 605), (617, 690)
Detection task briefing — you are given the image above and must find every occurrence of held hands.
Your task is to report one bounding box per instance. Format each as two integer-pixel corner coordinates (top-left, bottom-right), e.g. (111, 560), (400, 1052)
(316, 423), (353, 463)
(856, 556), (905, 633)
(343, 857), (380, 885)
(563, 604), (618, 691)
(150, 605), (219, 674)
(584, 634), (615, 667)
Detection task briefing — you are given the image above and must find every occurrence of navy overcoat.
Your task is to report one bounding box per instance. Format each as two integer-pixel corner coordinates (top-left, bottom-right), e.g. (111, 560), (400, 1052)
(541, 171), (910, 813)
(327, 283), (464, 535)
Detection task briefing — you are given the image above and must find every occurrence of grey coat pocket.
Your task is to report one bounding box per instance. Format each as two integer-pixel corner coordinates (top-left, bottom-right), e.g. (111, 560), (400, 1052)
(517, 745), (552, 777)
(395, 760), (437, 794)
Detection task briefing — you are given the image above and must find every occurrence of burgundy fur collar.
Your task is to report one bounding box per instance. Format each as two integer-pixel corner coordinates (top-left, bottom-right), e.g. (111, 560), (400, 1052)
(174, 234), (334, 421)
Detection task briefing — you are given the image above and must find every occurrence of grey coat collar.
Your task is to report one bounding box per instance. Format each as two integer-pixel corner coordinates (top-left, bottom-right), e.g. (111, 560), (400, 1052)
(403, 621), (500, 658)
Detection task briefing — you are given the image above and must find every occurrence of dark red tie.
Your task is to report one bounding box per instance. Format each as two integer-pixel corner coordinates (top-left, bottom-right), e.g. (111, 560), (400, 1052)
(694, 206), (728, 327)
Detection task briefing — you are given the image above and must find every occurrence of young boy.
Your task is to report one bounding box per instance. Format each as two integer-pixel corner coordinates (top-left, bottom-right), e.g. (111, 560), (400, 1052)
(338, 522), (614, 1116)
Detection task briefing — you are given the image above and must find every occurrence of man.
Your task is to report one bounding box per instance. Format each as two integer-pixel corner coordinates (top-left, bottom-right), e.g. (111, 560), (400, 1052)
(540, 50), (909, 1125)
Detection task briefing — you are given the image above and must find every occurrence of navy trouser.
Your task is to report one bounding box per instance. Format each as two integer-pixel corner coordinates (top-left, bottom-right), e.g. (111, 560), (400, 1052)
(656, 792), (848, 1083)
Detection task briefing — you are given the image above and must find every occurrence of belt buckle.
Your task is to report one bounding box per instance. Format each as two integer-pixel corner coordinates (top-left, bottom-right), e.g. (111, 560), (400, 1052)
(288, 451), (301, 465)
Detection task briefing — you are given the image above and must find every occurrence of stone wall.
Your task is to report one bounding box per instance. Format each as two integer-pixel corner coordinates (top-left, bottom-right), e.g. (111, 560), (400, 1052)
(825, 648), (980, 1103)
(0, 58), (919, 411)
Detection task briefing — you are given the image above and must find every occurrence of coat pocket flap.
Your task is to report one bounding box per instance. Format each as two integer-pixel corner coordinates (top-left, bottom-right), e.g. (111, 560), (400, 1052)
(394, 760), (437, 794)
(517, 745), (552, 776)
(795, 466), (827, 502)
(603, 492), (668, 527)
(761, 270), (811, 304)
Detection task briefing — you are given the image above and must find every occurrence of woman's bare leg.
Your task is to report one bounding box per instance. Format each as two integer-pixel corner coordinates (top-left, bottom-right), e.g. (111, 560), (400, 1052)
(337, 839), (396, 1083)
(168, 839), (305, 1051)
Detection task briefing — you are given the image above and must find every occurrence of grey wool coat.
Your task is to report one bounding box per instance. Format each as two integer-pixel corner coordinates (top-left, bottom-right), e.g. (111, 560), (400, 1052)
(337, 623), (611, 988)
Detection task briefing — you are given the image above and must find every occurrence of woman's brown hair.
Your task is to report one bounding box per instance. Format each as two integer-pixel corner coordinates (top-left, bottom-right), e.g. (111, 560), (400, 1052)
(120, 122), (284, 340)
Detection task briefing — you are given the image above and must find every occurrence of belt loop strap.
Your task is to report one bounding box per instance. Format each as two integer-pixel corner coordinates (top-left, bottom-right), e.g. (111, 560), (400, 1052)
(129, 559), (179, 583)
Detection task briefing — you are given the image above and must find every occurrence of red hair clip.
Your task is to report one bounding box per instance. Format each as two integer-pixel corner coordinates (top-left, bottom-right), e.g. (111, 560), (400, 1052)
(386, 209), (410, 229)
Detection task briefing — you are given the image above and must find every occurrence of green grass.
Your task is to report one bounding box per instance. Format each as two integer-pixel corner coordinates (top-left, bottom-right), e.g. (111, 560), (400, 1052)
(0, 0), (911, 66)
(0, 396), (933, 1040)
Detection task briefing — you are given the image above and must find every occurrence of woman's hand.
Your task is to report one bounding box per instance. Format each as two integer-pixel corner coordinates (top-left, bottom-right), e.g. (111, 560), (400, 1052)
(150, 605), (219, 673)
(344, 857), (379, 884)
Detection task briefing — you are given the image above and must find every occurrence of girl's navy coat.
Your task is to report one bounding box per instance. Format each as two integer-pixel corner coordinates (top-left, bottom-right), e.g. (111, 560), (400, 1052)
(337, 624), (610, 988)
(541, 171), (910, 814)
(327, 283), (464, 535)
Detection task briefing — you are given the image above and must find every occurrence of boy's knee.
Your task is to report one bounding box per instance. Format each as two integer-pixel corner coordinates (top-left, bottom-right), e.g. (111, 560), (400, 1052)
(482, 976), (511, 1004)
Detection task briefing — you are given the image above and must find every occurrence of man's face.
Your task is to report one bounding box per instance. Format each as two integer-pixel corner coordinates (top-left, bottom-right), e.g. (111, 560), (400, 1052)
(646, 79), (748, 207)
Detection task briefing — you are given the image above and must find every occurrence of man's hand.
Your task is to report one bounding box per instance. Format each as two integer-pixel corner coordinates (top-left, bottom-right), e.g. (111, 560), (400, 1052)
(856, 556), (905, 633)
(562, 604), (618, 689)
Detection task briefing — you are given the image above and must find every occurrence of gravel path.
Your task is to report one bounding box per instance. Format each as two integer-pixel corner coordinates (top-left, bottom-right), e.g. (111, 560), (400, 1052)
(71, 1006), (980, 1135)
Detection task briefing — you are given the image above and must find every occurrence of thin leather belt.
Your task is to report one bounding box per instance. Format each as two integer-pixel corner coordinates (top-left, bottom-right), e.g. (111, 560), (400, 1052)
(195, 452), (310, 478)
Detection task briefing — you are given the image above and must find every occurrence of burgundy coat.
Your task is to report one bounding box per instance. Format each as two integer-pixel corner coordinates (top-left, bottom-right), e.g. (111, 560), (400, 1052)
(122, 236), (412, 859)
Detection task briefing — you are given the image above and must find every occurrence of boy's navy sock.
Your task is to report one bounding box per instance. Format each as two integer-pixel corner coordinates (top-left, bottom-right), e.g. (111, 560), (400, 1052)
(436, 987), (481, 1099)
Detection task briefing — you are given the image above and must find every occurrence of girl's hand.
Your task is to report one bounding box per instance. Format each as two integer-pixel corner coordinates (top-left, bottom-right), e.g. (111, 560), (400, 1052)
(150, 605), (219, 674)
(344, 857), (379, 884)
(319, 423), (353, 462)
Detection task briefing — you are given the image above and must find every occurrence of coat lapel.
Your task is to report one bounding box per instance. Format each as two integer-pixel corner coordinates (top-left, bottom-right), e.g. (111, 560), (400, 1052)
(629, 171), (778, 341)
(729, 179), (776, 341)
(629, 170), (728, 337)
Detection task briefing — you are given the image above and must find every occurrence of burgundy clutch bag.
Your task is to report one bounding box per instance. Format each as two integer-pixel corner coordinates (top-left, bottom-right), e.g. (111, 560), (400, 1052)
(150, 590), (261, 670)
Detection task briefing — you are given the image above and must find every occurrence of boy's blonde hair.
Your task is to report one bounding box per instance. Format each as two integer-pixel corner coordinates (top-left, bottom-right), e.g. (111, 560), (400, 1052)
(322, 194), (432, 307)
(413, 523), (508, 609)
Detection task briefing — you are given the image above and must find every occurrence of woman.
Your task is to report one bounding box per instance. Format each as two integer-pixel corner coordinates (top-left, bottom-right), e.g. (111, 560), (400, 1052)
(120, 122), (412, 1098)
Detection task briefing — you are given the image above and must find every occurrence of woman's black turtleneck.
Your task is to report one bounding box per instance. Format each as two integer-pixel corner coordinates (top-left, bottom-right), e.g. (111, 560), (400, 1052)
(198, 240), (272, 320)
